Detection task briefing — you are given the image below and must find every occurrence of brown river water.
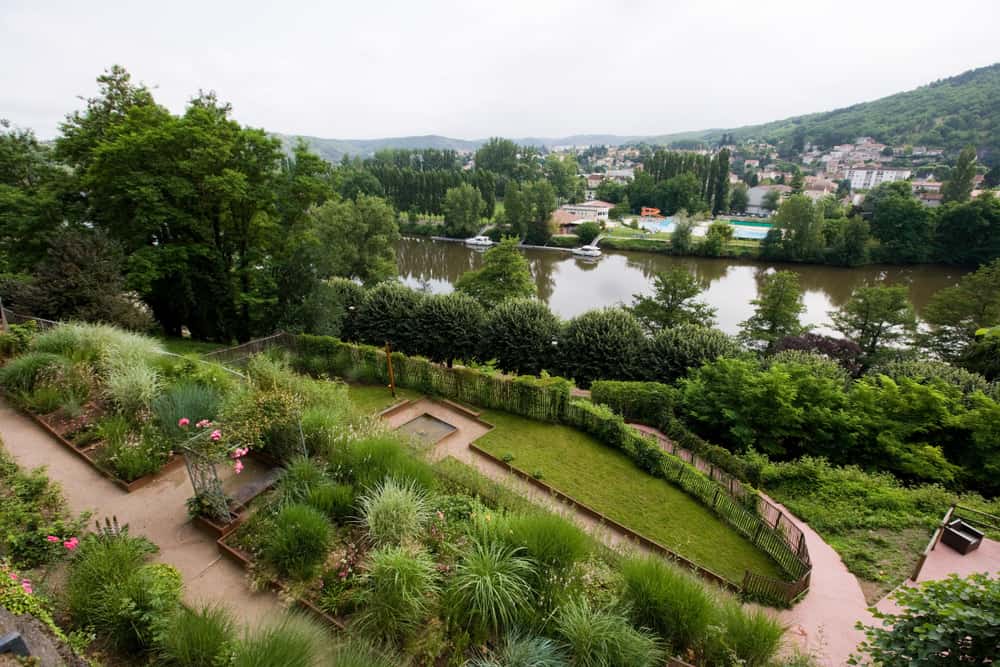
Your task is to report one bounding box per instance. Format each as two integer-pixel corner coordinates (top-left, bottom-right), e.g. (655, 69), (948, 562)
(395, 237), (968, 335)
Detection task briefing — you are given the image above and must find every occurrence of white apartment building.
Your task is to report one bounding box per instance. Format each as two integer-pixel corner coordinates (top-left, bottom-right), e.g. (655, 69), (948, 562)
(844, 167), (911, 191)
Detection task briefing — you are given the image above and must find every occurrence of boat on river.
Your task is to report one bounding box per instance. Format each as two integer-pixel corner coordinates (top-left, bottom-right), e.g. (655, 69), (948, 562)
(572, 244), (602, 258)
(464, 235), (494, 247)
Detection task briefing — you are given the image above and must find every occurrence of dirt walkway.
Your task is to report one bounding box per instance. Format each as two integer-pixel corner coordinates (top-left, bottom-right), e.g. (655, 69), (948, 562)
(0, 401), (279, 627)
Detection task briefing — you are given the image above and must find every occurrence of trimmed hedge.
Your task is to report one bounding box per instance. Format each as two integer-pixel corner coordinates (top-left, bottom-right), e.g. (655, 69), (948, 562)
(295, 335), (571, 422)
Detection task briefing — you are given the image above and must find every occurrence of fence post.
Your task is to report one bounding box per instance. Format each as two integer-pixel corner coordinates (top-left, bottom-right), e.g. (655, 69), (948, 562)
(712, 488), (720, 509)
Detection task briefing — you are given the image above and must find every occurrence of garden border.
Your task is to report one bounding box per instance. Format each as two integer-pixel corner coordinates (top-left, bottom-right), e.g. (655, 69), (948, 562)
(469, 442), (740, 592)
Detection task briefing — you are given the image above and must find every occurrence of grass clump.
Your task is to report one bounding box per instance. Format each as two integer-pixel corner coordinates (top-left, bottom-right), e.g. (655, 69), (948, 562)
(506, 512), (591, 574)
(358, 478), (430, 547)
(306, 481), (355, 522)
(334, 435), (437, 491)
(104, 359), (161, 419)
(702, 599), (786, 667)
(275, 456), (327, 505)
(0, 352), (66, 393)
(233, 613), (328, 667)
(354, 546), (440, 642)
(556, 597), (663, 667)
(155, 603), (236, 667)
(447, 540), (534, 640)
(619, 554), (715, 653)
(260, 503), (331, 581)
(328, 637), (401, 667)
(468, 633), (569, 667)
(152, 382), (221, 443)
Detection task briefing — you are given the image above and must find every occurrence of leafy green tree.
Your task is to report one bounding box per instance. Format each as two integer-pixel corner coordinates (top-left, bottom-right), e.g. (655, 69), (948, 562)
(941, 145), (978, 204)
(960, 325), (1000, 380)
(852, 573), (999, 666)
(867, 182), (932, 263)
(296, 277), (365, 338)
(336, 168), (385, 200)
(353, 282), (424, 355)
(629, 268), (716, 333)
(543, 154), (580, 200)
(711, 148), (730, 215)
(700, 220), (733, 257)
(984, 164), (1000, 188)
(575, 221), (601, 245)
(658, 173), (705, 215)
(480, 298), (561, 376)
(645, 324), (743, 383)
(934, 194), (1000, 265)
(308, 195), (400, 285)
(740, 271), (807, 351)
(474, 138), (520, 180)
(761, 189), (781, 212)
(669, 215), (695, 254)
(558, 308), (646, 388)
(921, 259), (1000, 359)
(522, 180), (557, 245)
(443, 183), (485, 238)
(830, 285), (916, 363)
(414, 292), (485, 367)
(502, 182), (527, 238)
(772, 195), (824, 261)
(789, 170), (804, 195)
(825, 215), (870, 267)
(455, 237), (536, 307)
(729, 183), (749, 213)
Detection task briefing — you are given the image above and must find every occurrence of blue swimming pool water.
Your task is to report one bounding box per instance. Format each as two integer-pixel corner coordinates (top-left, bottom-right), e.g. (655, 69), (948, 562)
(732, 227), (769, 240)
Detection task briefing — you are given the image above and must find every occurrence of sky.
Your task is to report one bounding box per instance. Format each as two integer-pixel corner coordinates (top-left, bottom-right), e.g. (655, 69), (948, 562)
(3, 0), (999, 141)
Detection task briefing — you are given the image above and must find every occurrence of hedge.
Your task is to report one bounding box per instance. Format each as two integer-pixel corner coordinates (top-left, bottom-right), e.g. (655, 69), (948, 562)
(295, 335), (571, 422)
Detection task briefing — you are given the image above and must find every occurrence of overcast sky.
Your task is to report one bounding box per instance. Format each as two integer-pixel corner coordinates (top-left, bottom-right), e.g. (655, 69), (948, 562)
(3, 0), (998, 141)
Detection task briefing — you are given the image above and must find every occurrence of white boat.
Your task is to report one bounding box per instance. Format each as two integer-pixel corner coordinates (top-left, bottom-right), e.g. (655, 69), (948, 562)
(464, 235), (494, 246)
(572, 244), (602, 258)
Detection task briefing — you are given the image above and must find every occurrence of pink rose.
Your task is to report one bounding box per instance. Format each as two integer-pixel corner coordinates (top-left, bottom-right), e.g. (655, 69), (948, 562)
(210, 430), (221, 441)
(64, 537), (79, 550)
(46, 535), (60, 542)
(9, 572), (18, 582)
(196, 419), (212, 429)
(233, 459), (244, 475)
(178, 417), (190, 427)
(21, 581), (32, 595)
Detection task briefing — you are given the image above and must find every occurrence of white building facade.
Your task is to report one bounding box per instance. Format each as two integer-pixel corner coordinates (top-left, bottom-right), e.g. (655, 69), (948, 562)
(845, 168), (911, 191)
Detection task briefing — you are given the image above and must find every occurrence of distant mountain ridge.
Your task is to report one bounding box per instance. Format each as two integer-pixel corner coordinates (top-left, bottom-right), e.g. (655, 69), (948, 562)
(279, 63), (1000, 162)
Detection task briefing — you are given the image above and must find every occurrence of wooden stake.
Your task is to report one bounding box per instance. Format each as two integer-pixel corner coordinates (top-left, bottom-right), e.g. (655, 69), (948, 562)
(385, 341), (396, 398)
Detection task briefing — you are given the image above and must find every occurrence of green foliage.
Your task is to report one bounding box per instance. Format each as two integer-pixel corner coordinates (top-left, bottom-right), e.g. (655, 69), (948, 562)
(703, 599), (786, 667)
(96, 425), (170, 482)
(274, 456), (327, 505)
(455, 237), (537, 306)
(104, 358), (161, 419)
(739, 271), (807, 351)
(355, 545), (439, 642)
(357, 477), (430, 547)
(232, 613), (328, 667)
(934, 194), (1000, 266)
(327, 637), (401, 667)
(0, 321), (36, 358)
(869, 358), (991, 397)
(921, 258), (1000, 359)
(0, 351), (66, 393)
(413, 291), (485, 366)
(447, 539), (534, 639)
(468, 633), (569, 667)
(941, 145), (978, 204)
(305, 482), (356, 523)
(480, 298), (561, 376)
(852, 573), (1000, 666)
(155, 603), (236, 667)
(770, 195), (825, 261)
(629, 267), (716, 333)
(558, 308), (645, 388)
(555, 597), (664, 667)
(260, 503), (331, 580)
(332, 434), (437, 491)
(644, 324), (743, 383)
(830, 284), (915, 363)
(151, 382), (221, 444)
(505, 512), (591, 574)
(353, 281), (425, 355)
(443, 182), (486, 238)
(575, 221), (601, 245)
(867, 182), (933, 263)
(619, 554), (714, 652)
(590, 380), (678, 424)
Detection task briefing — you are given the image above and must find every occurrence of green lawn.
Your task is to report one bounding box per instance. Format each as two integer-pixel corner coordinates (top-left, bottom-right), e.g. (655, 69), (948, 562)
(157, 336), (228, 356)
(346, 383), (423, 414)
(476, 409), (785, 583)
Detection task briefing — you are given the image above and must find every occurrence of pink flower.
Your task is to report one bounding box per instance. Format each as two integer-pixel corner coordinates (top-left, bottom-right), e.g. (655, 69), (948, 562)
(63, 537), (79, 550)
(210, 429), (222, 441)
(178, 417), (190, 427)
(21, 581), (32, 595)
(46, 535), (60, 542)
(9, 572), (18, 582)
(196, 419), (212, 429)
(233, 460), (244, 475)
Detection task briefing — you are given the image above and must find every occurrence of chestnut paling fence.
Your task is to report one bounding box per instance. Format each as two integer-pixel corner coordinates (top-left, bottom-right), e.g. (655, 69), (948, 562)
(183, 332), (815, 604)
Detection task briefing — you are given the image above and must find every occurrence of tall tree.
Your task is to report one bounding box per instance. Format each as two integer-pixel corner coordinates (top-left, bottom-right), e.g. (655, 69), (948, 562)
(740, 270), (808, 351)
(729, 182), (749, 213)
(941, 145), (978, 204)
(772, 194), (825, 261)
(830, 284), (916, 363)
(934, 195), (1000, 266)
(414, 292), (485, 367)
(522, 180), (557, 245)
(310, 195), (399, 286)
(867, 181), (933, 263)
(712, 148), (730, 215)
(629, 268), (716, 333)
(442, 183), (485, 238)
(921, 259), (1000, 360)
(480, 298), (561, 376)
(455, 237), (536, 307)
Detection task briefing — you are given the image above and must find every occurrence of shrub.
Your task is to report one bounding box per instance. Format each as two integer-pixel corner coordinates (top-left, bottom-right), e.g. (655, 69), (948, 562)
(413, 292), (486, 366)
(152, 382), (222, 444)
(0, 351), (66, 393)
(480, 299), (562, 376)
(645, 324), (744, 383)
(354, 546), (440, 642)
(468, 632), (569, 667)
(619, 555), (715, 652)
(590, 380), (678, 425)
(156, 603), (236, 667)
(702, 599), (785, 667)
(358, 478), (430, 547)
(870, 357), (992, 397)
(558, 308), (646, 388)
(506, 513), (590, 574)
(261, 503), (331, 580)
(0, 321), (37, 358)
(447, 540), (534, 639)
(353, 282), (425, 355)
(306, 482), (355, 522)
(233, 613), (327, 667)
(555, 597), (663, 667)
(98, 430), (170, 482)
(33, 323), (162, 367)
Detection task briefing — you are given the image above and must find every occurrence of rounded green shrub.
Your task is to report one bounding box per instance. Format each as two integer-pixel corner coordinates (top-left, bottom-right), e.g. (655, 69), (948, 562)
(0, 352), (67, 393)
(358, 478), (430, 547)
(506, 512), (590, 574)
(261, 503), (331, 580)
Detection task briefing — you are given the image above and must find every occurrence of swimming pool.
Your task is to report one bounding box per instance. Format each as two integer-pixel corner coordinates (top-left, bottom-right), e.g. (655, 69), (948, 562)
(638, 217), (674, 233)
(732, 227), (769, 240)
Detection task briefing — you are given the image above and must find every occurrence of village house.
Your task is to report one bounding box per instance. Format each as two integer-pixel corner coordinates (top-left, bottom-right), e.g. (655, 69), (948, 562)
(844, 167), (911, 191)
(561, 200), (614, 221)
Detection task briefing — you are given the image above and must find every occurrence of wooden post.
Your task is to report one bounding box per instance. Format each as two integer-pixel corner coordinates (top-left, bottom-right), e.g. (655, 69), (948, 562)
(385, 341), (396, 398)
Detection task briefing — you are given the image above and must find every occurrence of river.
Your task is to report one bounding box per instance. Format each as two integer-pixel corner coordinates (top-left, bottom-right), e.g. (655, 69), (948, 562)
(395, 237), (968, 335)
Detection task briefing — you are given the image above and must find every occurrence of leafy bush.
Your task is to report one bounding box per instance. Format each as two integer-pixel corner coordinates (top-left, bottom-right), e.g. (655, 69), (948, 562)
(233, 613), (327, 667)
(260, 503), (331, 580)
(275, 456), (327, 505)
(306, 482), (355, 522)
(0, 321), (37, 358)
(353, 282), (425, 355)
(645, 324), (743, 383)
(0, 351), (66, 393)
(155, 603), (236, 667)
(590, 380), (678, 425)
(480, 298), (562, 376)
(152, 382), (221, 443)
(558, 308), (646, 388)
(619, 554), (714, 652)
(447, 540), (534, 640)
(555, 597), (663, 667)
(413, 292), (485, 366)
(96, 423), (169, 482)
(357, 478), (430, 547)
(703, 599), (786, 667)
(870, 357), (992, 397)
(355, 546), (440, 642)
(432, 457), (534, 513)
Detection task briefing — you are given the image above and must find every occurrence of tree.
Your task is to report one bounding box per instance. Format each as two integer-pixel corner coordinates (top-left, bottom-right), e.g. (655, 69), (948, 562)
(502, 182), (527, 238)
(771, 195), (824, 261)
(522, 180), (557, 245)
(543, 154), (580, 200)
(669, 215), (695, 254)
(474, 138), (519, 181)
(629, 268), (716, 333)
(789, 170), (804, 195)
(558, 308), (646, 388)
(921, 259), (1000, 359)
(414, 292), (485, 367)
(852, 573), (1000, 666)
(761, 189), (781, 212)
(961, 325), (1000, 380)
(442, 183), (485, 238)
(700, 220), (733, 257)
(826, 216), (870, 267)
(941, 145), (977, 204)
(353, 282), (424, 355)
(575, 221), (600, 245)
(934, 195), (1000, 265)
(830, 284), (916, 363)
(658, 173), (705, 215)
(480, 298), (561, 376)
(774, 333), (863, 376)
(645, 324), (743, 383)
(740, 271), (807, 351)
(295, 277), (365, 339)
(984, 164), (1000, 189)
(455, 237), (536, 307)
(711, 148), (730, 215)
(729, 183), (749, 213)
(309, 195), (400, 286)
(867, 182), (933, 263)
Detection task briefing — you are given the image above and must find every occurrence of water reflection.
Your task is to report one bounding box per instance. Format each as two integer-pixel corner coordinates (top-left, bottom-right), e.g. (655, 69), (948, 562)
(395, 238), (967, 335)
